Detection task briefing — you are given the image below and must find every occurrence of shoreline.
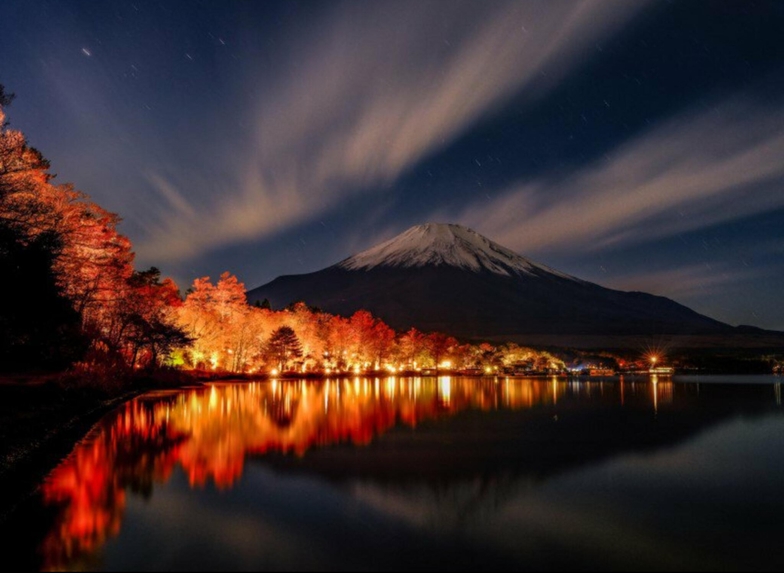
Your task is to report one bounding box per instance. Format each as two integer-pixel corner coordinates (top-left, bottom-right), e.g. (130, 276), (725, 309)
(2, 367), (779, 525)
(0, 391), (137, 524)
(0, 372), (205, 525)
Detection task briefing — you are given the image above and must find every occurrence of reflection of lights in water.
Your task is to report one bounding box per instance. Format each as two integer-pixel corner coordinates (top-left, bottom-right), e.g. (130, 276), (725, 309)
(652, 375), (658, 414)
(439, 376), (452, 404)
(775, 383), (781, 407)
(38, 376), (691, 570)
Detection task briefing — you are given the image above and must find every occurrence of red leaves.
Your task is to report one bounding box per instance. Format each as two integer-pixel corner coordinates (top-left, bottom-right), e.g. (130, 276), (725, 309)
(1, 98), (187, 373)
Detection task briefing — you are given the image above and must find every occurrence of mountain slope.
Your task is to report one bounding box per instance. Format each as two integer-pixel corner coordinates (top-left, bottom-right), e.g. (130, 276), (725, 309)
(247, 223), (757, 343)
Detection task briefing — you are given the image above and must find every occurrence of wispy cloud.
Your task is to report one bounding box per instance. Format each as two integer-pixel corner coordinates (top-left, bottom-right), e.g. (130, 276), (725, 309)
(604, 262), (767, 300)
(136, 1), (646, 262)
(455, 97), (784, 255)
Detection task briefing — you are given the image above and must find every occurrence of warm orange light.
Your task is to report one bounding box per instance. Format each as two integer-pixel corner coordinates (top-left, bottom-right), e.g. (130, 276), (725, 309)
(438, 376), (452, 404)
(38, 377), (611, 569)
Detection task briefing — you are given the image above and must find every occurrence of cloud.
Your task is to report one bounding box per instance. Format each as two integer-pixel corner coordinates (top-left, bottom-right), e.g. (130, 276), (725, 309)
(136, 1), (647, 262)
(455, 97), (784, 255)
(602, 262), (768, 300)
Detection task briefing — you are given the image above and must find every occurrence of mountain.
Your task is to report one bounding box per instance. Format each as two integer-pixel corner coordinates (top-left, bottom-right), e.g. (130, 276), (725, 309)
(247, 223), (779, 348)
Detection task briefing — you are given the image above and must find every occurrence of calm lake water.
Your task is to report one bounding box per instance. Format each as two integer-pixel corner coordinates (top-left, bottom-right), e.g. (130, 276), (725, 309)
(5, 375), (784, 571)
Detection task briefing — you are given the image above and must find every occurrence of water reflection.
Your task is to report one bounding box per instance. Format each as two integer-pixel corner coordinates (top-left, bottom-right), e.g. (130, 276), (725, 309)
(10, 376), (784, 571)
(38, 400), (187, 570)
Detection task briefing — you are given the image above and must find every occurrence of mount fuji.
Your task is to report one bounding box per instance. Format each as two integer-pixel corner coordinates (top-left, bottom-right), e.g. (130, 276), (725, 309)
(247, 223), (778, 347)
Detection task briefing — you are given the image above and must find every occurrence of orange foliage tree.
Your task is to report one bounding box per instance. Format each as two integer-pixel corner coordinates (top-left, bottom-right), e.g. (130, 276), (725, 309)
(1, 85), (189, 375)
(2, 85), (564, 378)
(174, 272), (566, 375)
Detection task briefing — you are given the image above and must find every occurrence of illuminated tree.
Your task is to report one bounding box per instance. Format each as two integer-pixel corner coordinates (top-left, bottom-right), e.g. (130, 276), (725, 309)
(0, 86), (87, 369)
(323, 314), (353, 369)
(266, 326), (303, 371)
(398, 328), (425, 368)
(0, 84), (52, 227)
(347, 310), (395, 368)
(121, 267), (190, 369)
(179, 273), (252, 371)
(426, 332), (459, 370)
(284, 302), (326, 367)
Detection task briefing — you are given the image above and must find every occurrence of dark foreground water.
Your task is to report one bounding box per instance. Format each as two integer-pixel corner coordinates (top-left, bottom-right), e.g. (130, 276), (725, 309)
(5, 375), (784, 571)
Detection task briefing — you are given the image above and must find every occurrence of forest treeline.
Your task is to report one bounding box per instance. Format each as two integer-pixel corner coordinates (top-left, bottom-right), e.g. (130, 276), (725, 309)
(177, 275), (565, 374)
(0, 85), (189, 377)
(0, 85), (564, 382)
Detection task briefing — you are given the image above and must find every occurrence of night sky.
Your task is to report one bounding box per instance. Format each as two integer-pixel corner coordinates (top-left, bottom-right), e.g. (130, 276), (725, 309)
(1, 1), (783, 329)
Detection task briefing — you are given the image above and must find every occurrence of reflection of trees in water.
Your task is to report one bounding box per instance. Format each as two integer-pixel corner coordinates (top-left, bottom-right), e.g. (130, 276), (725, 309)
(36, 377), (555, 568)
(39, 399), (186, 571)
(267, 392), (300, 428)
(34, 377), (779, 570)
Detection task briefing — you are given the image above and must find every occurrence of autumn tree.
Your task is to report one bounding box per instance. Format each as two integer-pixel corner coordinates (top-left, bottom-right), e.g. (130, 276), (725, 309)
(120, 267), (190, 370)
(0, 84), (53, 228)
(426, 332), (459, 370)
(323, 314), (353, 370)
(284, 302), (326, 367)
(397, 328), (426, 369)
(179, 272), (251, 371)
(347, 310), (396, 368)
(0, 85), (86, 370)
(266, 326), (303, 371)
(55, 196), (135, 326)
(1, 85), (193, 377)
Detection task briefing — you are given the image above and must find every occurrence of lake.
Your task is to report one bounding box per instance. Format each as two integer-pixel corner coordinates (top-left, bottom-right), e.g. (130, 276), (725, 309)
(5, 375), (784, 571)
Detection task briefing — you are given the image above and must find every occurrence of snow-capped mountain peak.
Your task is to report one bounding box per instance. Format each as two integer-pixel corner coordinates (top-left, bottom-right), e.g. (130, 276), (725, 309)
(338, 223), (575, 279)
